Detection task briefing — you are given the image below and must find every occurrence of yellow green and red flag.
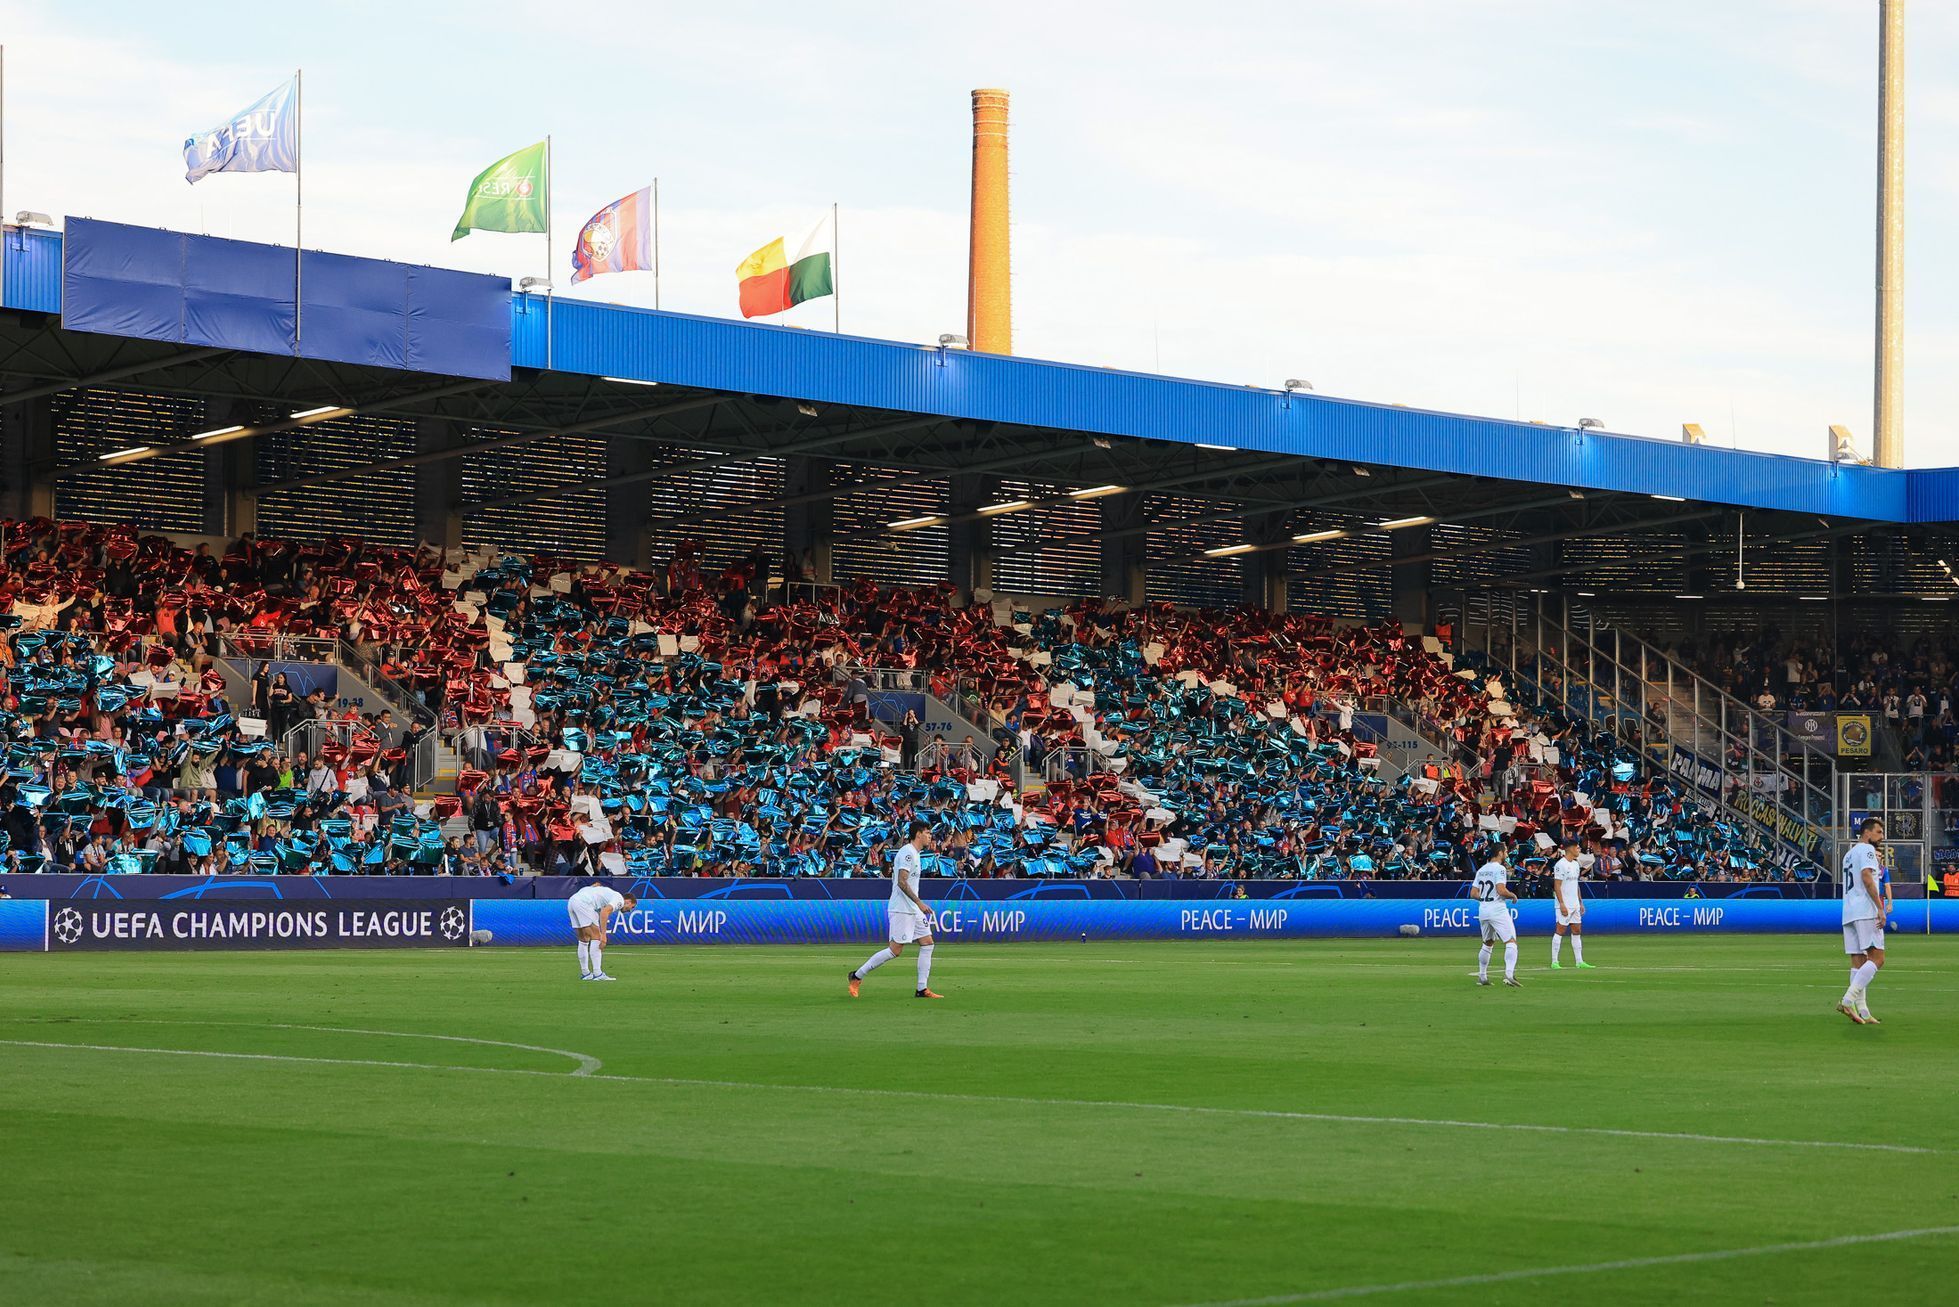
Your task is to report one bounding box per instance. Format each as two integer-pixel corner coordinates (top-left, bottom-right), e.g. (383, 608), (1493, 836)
(737, 215), (834, 319)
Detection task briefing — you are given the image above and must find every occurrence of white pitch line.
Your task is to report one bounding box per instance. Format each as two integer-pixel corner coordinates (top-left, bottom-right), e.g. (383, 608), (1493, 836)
(28, 1017), (605, 1076)
(0, 1039), (513, 1078)
(0, 1037), (1944, 1157)
(243, 1022), (601, 1076)
(1171, 1223), (1959, 1306)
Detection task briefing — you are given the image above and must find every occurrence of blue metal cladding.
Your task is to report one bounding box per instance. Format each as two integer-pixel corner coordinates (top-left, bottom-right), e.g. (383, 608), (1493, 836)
(516, 295), (1934, 521)
(2, 225), (64, 312)
(16, 218), (1958, 521)
(58, 219), (510, 381)
(1905, 466), (1959, 522)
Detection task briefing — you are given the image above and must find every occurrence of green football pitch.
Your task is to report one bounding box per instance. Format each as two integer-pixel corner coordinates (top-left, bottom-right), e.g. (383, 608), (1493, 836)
(2, 937), (1955, 1306)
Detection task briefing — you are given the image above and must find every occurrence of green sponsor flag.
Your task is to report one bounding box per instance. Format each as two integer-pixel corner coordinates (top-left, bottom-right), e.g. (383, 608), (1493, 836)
(451, 140), (548, 241)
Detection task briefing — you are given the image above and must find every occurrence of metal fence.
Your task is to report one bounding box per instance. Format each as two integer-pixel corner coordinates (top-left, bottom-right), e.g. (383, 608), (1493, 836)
(1453, 590), (1837, 868)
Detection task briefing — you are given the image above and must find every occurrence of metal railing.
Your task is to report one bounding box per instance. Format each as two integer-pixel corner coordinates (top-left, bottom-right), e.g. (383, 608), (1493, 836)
(1831, 771), (1954, 930)
(220, 634), (438, 790)
(1040, 746), (1108, 783)
(772, 579), (844, 606)
(1347, 694), (1486, 775)
(833, 659), (1000, 735)
(916, 741), (984, 773)
(450, 723), (541, 770)
(1453, 590), (1836, 868)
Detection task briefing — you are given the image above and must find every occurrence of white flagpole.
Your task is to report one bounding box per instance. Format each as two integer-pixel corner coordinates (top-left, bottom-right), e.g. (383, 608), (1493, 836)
(653, 177), (661, 311)
(545, 134), (553, 369)
(832, 200), (840, 334)
(294, 69), (303, 346)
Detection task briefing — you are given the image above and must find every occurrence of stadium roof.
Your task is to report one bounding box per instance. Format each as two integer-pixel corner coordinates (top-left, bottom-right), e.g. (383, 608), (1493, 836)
(3, 219), (1956, 612)
(7, 220), (1951, 522)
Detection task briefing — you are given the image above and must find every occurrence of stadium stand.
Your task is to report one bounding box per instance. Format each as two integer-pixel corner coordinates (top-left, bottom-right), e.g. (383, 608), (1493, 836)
(1657, 629), (1959, 758)
(0, 517), (1810, 881)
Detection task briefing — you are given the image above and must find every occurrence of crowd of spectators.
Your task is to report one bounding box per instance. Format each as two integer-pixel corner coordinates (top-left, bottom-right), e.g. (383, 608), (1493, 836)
(0, 517), (1804, 883)
(1661, 628), (1959, 770)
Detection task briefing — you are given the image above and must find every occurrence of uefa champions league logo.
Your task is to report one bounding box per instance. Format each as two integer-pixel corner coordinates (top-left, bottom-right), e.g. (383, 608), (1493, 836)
(53, 908), (84, 945)
(439, 907), (467, 942)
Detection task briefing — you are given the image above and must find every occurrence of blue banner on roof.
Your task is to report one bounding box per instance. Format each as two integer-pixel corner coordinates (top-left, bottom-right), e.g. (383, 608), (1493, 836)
(61, 218), (510, 381)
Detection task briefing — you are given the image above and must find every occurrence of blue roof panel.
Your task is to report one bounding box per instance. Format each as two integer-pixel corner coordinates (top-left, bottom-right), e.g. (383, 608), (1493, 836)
(5, 221), (1951, 523)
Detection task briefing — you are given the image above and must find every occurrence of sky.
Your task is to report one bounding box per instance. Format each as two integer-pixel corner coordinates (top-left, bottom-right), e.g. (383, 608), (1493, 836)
(5, 0), (1959, 465)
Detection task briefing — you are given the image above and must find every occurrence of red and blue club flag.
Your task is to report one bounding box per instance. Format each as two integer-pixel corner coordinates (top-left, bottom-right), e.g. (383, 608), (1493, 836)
(571, 187), (654, 283)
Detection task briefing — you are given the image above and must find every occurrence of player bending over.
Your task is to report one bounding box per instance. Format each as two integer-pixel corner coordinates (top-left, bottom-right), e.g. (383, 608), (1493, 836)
(1472, 846), (1521, 987)
(1837, 818), (1890, 1025)
(567, 883), (636, 981)
(849, 820), (944, 999)
(1549, 837), (1593, 970)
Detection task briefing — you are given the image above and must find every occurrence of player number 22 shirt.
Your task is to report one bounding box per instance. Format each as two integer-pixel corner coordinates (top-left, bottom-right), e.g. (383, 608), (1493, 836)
(1471, 862), (1509, 917)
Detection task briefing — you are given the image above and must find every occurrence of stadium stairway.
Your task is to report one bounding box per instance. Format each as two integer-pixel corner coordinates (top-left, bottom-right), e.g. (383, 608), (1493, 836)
(1467, 595), (1837, 870)
(430, 739), (463, 797)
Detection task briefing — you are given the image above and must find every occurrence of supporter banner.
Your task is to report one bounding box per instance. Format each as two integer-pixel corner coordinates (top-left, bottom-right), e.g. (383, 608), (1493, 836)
(41, 900), (472, 951)
(0, 873), (1835, 905)
(1837, 714), (1874, 758)
(1787, 711), (1833, 748)
(471, 897), (1959, 947)
(1728, 791), (1823, 856)
(1666, 744), (1722, 794)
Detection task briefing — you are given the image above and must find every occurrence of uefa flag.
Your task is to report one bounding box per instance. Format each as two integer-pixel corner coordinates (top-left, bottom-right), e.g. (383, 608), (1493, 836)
(452, 141), (549, 241)
(571, 187), (654, 283)
(184, 77), (299, 183)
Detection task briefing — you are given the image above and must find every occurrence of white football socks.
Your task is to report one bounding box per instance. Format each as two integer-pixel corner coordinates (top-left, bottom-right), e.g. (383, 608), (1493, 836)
(1570, 935), (1584, 964)
(589, 943), (604, 977)
(855, 948), (895, 979)
(1551, 934), (1564, 963)
(1503, 941), (1518, 981)
(577, 941), (592, 976)
(1851, 960), (1878, 996)
(916, 944), (934, 991)
(1478, 944), (1493, 981)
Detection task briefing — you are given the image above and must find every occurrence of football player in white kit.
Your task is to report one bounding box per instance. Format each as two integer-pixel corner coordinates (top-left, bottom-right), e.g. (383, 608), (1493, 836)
(1549, 837), (1594, 970)
(1837, 818), (1890, 1025)
(566, 884), (636, 981)
(1472, 846), (1521, 987)
(849, 821), (944, 999)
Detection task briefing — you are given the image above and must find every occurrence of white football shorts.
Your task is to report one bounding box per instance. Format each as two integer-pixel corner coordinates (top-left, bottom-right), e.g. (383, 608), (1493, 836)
(888, 910), (934, 944)
(567, 900), (601, 930)
(1479, 909), (1517, 945)
(1842, 919), (1884, 955)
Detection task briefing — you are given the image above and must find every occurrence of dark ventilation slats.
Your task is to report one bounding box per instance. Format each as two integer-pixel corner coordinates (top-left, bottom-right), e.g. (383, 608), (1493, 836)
(645, 452), (785, 575)
(832, 468), (948, 586)
(254, 413), (416, 546)
(51, 389), (209, 533)
(458, 428), (610, 560)
(989, 477), (1101, 598)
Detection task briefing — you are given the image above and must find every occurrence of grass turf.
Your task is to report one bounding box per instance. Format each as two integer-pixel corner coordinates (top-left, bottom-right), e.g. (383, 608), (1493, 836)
(0, 936), (1955, 1306)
